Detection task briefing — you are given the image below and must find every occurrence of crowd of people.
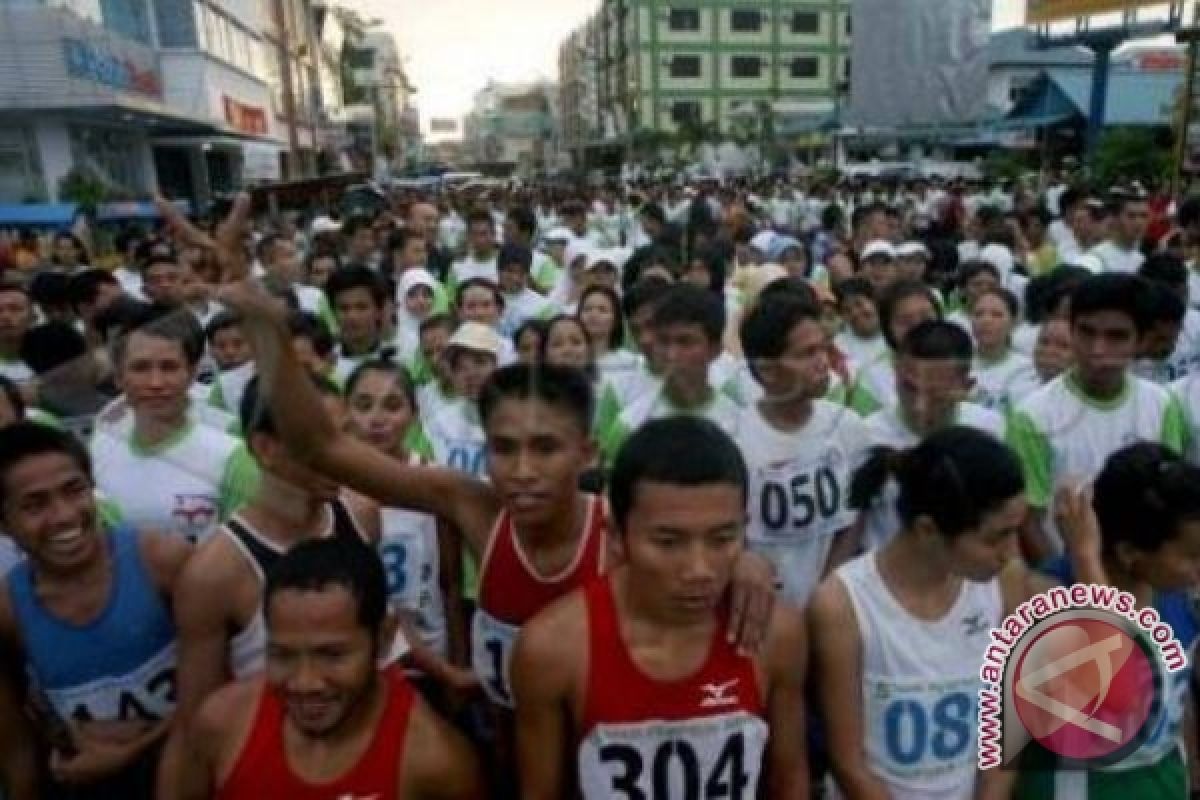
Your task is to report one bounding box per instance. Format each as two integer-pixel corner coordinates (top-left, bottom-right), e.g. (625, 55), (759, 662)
(0, 171), (1196, 798)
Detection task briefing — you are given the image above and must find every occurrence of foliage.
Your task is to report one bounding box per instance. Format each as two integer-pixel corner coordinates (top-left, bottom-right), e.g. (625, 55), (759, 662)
(57, 167), (109, 213)
(982, 149), (1030, 183)
(1091, 127), (1171, 187)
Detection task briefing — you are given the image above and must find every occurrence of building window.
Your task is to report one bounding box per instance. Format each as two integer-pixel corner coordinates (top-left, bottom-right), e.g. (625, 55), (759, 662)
(668, 8), (700, 31)
(731, 56), (762, 79)
(671, 101), (702, 125)
(68, 125), (144, 194)
(791, 11), (819, 34)
(844, 58), (851, 80)
(669, 55), (701, 79)
(790, 57), (819, 79)
(846, 15), (853, 36)
(730, 10), (762, 32)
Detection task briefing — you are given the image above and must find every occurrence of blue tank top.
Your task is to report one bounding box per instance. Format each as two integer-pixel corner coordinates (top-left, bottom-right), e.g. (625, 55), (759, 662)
(7, 525), (178, 722)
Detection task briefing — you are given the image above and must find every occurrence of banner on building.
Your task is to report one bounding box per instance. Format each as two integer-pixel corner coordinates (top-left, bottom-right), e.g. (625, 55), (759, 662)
(1026, 0), (1165, 24)
(849, 0), (992, 128)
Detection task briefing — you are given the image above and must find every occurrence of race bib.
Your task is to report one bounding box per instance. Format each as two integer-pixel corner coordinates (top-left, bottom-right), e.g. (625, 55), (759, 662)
(471, 609), (519, 707)
(864, 676), (978, 792)
(45, 642), (177, 723)
(748, 451), (848, 543)
(578, 713), (769, 800)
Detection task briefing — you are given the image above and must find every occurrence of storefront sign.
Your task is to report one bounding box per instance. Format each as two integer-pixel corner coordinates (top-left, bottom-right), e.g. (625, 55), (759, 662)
(63, 38), (162, 99)
(1026, 0), (1164, 24)
(222, 96), (269, 136)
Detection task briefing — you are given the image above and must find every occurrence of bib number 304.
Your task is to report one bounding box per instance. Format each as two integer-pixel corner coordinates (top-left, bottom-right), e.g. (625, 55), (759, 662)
(599, 733), (752, 800)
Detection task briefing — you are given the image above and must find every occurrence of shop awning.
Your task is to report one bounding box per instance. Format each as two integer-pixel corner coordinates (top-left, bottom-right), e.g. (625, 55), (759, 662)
(0, 203), (79, 228)
(1002, 67), (1182, 130)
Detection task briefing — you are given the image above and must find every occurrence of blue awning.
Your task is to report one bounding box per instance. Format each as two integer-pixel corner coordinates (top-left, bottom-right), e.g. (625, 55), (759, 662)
(95, 200), (190, 222)
(0, 204), (80, 228)
(1003, 67), (1181, 130)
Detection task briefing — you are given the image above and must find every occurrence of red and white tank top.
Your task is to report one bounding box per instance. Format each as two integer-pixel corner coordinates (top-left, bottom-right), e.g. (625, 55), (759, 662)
(216, 670), (415, 800)
(577, 578), (769, 800)
(471, 492), (608, 707)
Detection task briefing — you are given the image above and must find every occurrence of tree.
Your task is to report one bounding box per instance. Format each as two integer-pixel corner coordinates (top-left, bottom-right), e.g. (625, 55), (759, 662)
(1092, 127), (1172, 187)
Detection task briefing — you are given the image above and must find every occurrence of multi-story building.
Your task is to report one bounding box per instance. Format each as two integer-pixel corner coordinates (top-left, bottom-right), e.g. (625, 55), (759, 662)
(0, 0), (289, 204)
(343, 29), (418, 172)
(559, 18), (601, 169)
(595, 0), (852, 137)
(464, 81), (557, 177)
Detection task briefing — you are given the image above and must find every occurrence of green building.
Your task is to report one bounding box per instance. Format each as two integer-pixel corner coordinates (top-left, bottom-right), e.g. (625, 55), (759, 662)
(598, 0), (851, 136)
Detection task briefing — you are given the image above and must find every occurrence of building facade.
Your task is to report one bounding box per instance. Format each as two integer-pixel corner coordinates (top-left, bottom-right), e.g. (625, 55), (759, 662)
(595, 0), (851, 137)
(464, 81), (557, 177)
(559, 18), (601, 168)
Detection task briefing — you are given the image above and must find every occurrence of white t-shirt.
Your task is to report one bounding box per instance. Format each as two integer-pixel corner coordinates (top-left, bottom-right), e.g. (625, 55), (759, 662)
(449, 253), (499, 286)
(970, 350), (1040, 413)
(1089, 240), (1145, 275)
(426, 400), (488, 479)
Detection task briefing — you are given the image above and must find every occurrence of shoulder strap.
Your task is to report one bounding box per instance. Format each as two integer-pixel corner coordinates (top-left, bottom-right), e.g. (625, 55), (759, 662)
(223, 517), (280, 581)
(330, 498), (369, 545)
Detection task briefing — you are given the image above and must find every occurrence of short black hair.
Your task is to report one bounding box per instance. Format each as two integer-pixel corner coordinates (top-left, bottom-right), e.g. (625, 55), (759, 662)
(507, 207), (537, 238)
(240, 372), (341, 438)
(1070, 274), (1154, 334)
(1140, 253), (1188, 292)
(287, 311), (336, 358)
(652, 284), (725, 344)
(345, 357), (418, 412)
(879, 280), (942, 350)
(740, 294), (820, 384)
(204, 310), (243, 344)
(497, 244), (533, 273)
(758, 276), (819, 308)
(20, 322), (88, 375)
(456, 278), (504, 310)
(898, 319), (973, 363)
(113, 305), (205, 368)
(478, 363), (593, 435)
(972, 287), (1019, 318)
(834, 276), (876, 306)
(622, 267), (674, 316)
(1178, 195), (1200, 229)
(325, 265), (387, 308)
(958, 260), (1001, 290)
(264, 537), (388, 637)
(66, 269), (119, 313)
(29, 272), (72, 314)
(639, 202), (667, 226)
(608, 417), (747, 535)
(0, 422), (92, 506)
(1094, 443), (1200, 558)
(465, 208), (493, 230)
(1145, 281), (1187, 327)
(419, 313), (457, 339)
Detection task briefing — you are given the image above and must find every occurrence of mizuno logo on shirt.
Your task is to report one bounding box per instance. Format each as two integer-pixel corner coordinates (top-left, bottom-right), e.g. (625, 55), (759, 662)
(961, 613), (989, 636)
(700, 679), (739, 708)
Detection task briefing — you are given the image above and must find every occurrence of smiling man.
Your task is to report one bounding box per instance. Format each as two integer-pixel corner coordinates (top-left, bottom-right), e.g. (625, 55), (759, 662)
(177, 538), (482, 799)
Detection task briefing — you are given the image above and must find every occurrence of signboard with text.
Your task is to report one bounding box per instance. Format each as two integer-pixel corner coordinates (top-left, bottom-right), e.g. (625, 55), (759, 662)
(222, 96), (268, 136)
(63, 37), (162, 99)
(1027, 0), (1166, 24)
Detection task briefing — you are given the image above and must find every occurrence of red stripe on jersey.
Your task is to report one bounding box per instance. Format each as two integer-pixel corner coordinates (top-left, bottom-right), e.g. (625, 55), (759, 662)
(216, 670), (415, 800)
(580, 577), (764, 735)
(477, 492), (609, 625)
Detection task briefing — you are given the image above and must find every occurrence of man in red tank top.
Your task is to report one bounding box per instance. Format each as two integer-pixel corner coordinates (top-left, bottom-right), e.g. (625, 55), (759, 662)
(175, 538), (482, 800)
(512, 417), (810, 800)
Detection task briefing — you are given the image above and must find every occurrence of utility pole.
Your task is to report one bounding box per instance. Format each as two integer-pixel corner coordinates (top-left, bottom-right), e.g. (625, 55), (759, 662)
(273, 0), (300, 179)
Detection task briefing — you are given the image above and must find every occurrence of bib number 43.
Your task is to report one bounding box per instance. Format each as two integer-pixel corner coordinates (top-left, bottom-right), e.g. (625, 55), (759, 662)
(599, 733), (751, 799)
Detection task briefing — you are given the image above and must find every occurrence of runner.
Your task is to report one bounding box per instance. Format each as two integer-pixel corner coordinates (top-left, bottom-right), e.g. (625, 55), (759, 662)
(160, 374), (380, 795)
(1019, 444), (1200, 798)
(90, 306), (259, 541)
(0, 423), (192, 798)
(738, 293), (868, 605)
(513, 416), (808, 799)
(813, 426), (1034, 800)
(176, 538), (483, 799)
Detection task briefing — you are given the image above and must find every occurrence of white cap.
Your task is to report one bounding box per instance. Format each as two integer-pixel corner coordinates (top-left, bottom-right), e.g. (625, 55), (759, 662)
(750, 231), (777, 254)
(979, 244), (1014, 277)
(447, 322), (502, 357)
(565, 239), (593, 271)
(896, 241), (930, 259)
(543, 226), (574, 243)
(585, 249), (621, 273)
(861, 240), (896, 261)
(311, 215), (341, 234)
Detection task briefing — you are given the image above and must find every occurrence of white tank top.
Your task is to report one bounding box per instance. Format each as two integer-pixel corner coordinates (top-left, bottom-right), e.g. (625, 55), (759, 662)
(379, 502), (447, 659)
(834, 553), (1002, 800)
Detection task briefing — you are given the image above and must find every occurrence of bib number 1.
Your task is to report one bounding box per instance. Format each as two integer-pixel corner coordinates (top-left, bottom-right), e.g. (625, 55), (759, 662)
(599, 733), (750, 800)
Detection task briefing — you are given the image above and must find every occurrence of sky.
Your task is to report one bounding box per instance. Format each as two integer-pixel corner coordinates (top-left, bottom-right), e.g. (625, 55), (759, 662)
(351, 0), (1040, 137)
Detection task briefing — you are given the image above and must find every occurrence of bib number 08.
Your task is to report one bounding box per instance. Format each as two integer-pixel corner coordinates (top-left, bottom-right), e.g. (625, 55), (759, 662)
(598, 732), (751, 799)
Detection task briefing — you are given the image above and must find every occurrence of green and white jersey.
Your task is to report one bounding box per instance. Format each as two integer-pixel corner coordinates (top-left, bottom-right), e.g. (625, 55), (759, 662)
(1134, 309), (1200, 385)
(738, 400), (869, 605)
(90, 419), (259, 541)
(1009, 371), (1187, 550)
(294, 285), (338, 335)
(1172, 373), (1200, 465)
(426, 399), (488, 479)
(862, 403), (1005, 552)
(416, 381), (457, 429)
(834, 331), (887, 370)
(971, 349), (1041, 414)
(500, 288), (557, 337)
(206, 362), (256, 418)
(531, 251), (561, 293)
(846, 353), (896, 417)
(602, 385), (743, 467)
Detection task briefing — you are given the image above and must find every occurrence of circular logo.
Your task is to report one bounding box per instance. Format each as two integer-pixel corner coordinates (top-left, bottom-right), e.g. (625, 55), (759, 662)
(1012, 616), (1161, 764)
